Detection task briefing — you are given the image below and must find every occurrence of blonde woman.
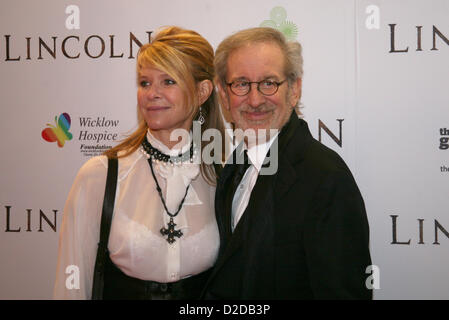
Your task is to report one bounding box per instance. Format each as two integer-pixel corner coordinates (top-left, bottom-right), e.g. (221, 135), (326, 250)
(54, 26), (224, 300)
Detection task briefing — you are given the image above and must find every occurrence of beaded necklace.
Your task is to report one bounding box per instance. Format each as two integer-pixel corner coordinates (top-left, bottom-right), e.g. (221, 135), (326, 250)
(141, 136), (195, 244)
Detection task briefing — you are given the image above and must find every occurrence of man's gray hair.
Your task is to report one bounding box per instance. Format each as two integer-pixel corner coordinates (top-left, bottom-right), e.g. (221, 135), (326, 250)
(214, 27), (303, 89)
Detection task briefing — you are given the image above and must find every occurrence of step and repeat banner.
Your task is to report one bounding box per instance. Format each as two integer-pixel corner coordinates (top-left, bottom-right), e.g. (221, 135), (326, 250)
(0, 0), (448, 299)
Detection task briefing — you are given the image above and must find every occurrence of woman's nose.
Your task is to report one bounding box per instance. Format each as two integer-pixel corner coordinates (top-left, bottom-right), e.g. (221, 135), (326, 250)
(144, 84), (161, 100)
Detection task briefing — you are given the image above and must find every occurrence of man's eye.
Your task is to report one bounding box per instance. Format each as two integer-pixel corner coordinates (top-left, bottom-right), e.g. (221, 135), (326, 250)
(262, 80), (275, 87)
(233, 81), (249, 88)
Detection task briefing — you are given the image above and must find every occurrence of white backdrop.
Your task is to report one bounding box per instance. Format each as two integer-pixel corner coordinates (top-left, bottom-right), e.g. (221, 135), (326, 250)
(0, 0), (448, 299)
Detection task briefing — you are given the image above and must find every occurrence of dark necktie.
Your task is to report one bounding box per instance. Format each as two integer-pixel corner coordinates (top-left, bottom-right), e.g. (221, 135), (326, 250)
(231, 149), (251, 194)
(224, 150), (251, 238)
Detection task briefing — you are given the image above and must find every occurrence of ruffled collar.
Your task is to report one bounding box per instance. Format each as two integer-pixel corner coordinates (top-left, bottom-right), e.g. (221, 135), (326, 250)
(146, 130), (192, 158)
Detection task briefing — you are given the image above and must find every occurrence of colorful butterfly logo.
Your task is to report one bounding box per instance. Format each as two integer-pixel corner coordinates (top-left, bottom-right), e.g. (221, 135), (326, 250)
(41, 113), (73, 148)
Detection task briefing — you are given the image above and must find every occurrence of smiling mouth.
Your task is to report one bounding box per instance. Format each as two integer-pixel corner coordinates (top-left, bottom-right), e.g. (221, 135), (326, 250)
(243, 110), (272, 121)
(146, 106), (170, 111)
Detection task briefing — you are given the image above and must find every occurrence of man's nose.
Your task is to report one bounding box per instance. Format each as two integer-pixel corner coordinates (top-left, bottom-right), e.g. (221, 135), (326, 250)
(246, 85), (265, 108)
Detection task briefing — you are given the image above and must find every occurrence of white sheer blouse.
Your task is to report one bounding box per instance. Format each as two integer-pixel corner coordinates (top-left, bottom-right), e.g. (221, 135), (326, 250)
(53, 131), (219, 299)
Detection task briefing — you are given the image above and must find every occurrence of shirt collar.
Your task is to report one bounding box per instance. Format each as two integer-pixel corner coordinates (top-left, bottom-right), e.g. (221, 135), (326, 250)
(233, 132), (279, 173)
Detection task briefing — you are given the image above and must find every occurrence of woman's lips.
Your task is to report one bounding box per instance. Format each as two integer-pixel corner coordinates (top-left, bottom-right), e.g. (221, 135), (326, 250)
(145, 106), (170, 111)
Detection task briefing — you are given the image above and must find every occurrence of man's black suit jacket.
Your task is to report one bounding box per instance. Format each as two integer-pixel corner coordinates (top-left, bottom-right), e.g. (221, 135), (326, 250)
(203, 112), (372, 299)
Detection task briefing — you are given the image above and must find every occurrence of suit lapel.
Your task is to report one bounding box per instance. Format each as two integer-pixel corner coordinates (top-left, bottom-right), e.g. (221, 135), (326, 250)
(209, 170), (275, 285)
(274, 113), (314, 200)
(206, 112), (314, 289)
(218, 112), (304, 260)
(215, 161), (237, 248)
(224, 172), (274, 253)
(215, 143), (248, 244)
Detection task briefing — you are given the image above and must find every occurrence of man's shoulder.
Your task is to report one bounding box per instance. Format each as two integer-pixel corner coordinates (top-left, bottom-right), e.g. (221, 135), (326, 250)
(284, 121), (353, 178)
(307, 139), (347, 167)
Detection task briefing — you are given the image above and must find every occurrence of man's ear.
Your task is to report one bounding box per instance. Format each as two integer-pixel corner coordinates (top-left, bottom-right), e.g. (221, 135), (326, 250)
(289, 77), (302, 107)
(216, 80), (230, 111)
(197, 79), (213, 106)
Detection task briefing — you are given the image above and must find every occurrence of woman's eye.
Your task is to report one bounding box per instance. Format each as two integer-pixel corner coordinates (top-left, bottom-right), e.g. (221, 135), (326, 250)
(140, 81), (150, 87)
(163, 79), (176, 86)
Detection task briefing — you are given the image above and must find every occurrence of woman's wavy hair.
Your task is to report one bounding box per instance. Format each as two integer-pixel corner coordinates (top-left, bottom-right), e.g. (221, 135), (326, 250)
(104, 26), (225, 184)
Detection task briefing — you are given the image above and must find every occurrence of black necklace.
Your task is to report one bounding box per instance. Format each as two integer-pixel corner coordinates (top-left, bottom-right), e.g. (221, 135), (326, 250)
(147, 155), (190, 244)
(141, 135), (194, 165)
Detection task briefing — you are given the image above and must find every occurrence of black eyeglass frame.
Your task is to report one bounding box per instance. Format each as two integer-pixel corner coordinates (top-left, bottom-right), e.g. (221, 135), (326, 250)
(226, 79), (287, 96)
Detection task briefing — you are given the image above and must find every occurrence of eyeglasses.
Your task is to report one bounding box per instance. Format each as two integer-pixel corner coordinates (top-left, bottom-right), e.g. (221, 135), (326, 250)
(226, 79), (287, 96)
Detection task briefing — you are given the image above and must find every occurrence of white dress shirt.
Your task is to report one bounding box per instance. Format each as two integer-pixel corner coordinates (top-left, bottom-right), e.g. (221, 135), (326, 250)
(53, 130), (219, 299)
(231, 134), (278, 232)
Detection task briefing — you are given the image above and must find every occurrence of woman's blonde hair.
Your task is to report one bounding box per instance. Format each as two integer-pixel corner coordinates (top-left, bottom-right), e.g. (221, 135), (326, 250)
(104, 26), (224, 184)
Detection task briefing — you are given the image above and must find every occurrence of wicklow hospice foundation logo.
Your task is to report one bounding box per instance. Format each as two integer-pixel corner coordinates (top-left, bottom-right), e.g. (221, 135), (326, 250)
(78, 116), (120, 157)
(41, 113), (73, 147)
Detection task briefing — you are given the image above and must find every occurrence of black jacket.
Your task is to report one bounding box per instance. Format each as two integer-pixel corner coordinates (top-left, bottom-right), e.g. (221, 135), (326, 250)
(202, 112), (372, 299)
